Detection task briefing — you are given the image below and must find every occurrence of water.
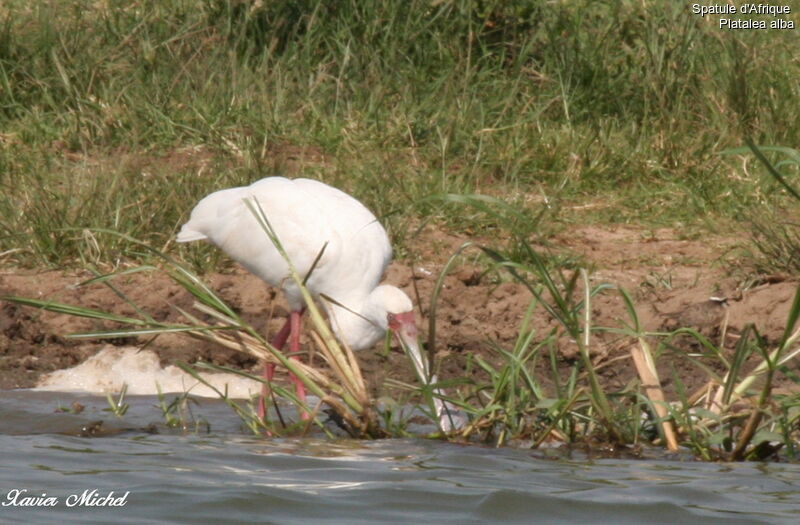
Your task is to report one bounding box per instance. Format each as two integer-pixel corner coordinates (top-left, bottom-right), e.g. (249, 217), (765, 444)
(2, 391), (799, 524)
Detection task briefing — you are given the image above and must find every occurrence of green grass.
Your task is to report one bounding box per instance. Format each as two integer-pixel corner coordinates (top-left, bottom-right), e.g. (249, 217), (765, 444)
(7, 225), (800, 457)
(1, 0), (799, 268)
(3, 235), (389, 438)
(419, 231), (800, 459)
(722, 142), (800, 274)
(2, 0), (800, 458)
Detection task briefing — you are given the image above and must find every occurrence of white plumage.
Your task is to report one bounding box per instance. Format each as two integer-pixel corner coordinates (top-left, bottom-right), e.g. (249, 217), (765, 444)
(178, 176), (465, 431)
(177, 176), (415, 351)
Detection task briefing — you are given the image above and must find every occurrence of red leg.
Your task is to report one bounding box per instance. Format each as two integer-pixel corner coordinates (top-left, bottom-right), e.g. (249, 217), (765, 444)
(257, 308), (309, 422)
(257, 315), (292, 421)
(287, 310), (309, 419)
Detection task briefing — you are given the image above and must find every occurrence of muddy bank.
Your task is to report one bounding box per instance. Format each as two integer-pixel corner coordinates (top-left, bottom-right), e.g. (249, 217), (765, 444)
(1, 226), (797, 396)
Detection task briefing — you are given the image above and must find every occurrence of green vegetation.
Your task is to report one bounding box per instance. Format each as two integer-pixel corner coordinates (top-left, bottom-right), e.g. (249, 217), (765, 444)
(7, 231), (800, 459)
(103, 382), (129, 417)
(156, 383), (210, 432)
(2, 1), (800, 459)
(4, 229), (389, 438)
(1, 0), (799, 268)
(430, 238), (800, 460)
(723, 142), (800, 275)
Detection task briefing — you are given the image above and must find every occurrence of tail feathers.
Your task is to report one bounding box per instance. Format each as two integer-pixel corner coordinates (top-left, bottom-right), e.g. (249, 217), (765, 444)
(176, 226), (207, 243)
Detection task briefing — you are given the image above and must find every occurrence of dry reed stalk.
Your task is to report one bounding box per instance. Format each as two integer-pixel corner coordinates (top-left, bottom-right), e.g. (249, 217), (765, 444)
(630, 338), (679, 451)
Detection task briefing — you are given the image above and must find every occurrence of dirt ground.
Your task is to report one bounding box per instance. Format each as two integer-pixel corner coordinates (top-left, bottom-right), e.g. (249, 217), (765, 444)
(1, 225), (798, 399)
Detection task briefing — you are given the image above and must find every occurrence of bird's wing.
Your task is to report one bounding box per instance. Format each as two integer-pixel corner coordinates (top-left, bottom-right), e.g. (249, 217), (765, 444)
(244, 178), (341, 279)
(177, 177), (391, 309)
(290, 179), (392, 296)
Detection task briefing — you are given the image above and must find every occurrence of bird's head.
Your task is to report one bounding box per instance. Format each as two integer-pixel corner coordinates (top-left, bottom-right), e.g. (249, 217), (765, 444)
(382, 288), (429, 382)
(328, 284), (430, 381)
(367, 285), (419, 353)
(387, 310), (418, 349)
(328, 284), (419, 352)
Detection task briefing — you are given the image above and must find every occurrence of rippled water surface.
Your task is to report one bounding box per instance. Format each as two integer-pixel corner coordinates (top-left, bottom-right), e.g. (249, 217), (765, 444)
(2, 391), (799, 524)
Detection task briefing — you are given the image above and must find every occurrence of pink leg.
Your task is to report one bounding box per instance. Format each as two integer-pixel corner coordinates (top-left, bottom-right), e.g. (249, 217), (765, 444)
(287, 310), (309, 419)
(257, 309), (309, 422)
(257, 316), (292, 421)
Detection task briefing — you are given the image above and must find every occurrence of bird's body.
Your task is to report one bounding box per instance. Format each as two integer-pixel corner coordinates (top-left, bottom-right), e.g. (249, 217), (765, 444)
(177, 177), (411, 351)
(178, 176), (465, 431)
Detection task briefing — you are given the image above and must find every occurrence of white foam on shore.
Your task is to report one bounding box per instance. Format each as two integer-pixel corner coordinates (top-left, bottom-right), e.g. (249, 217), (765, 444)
(35, 346), (261, 399)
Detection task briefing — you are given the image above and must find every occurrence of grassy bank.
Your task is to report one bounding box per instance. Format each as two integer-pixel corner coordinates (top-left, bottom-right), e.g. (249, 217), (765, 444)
(2, 1), (800, 459)
(1, 0), (799, 268)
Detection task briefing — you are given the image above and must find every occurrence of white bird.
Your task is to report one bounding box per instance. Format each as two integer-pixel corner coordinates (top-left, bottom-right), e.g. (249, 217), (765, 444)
(176, 177), (420, 419)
